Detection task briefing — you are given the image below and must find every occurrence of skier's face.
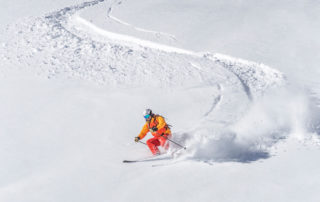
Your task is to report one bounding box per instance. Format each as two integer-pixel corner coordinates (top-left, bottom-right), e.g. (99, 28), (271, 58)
(144, 114), (151, 121)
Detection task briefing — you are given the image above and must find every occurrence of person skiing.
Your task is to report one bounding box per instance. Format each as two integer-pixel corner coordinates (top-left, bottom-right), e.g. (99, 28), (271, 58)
(135, 109), (172, 155)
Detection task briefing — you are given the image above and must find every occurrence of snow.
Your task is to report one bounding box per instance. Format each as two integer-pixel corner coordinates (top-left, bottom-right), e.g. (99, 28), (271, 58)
(1, 0), (320, 202)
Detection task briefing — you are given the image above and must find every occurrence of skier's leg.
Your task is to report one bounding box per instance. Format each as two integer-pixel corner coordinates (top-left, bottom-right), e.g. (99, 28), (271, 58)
(146, 137), (161, 155)
(159, 134), (171, 151)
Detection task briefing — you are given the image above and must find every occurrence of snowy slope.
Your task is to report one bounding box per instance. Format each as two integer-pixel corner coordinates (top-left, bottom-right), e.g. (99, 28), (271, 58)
(0, 0), (287, 159)
(81, 0), (320, 97)
(0, 0), (320, 202)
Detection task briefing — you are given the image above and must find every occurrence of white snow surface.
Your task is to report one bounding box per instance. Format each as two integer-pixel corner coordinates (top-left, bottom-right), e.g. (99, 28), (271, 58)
(1, 0), (320, 202)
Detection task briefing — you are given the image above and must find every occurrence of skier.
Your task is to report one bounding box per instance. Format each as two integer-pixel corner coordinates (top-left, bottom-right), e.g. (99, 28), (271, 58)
(135, 109), (172, 155)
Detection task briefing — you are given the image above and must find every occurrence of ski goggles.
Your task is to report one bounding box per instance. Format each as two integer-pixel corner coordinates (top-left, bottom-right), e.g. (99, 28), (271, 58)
(144, 114), (151, 119)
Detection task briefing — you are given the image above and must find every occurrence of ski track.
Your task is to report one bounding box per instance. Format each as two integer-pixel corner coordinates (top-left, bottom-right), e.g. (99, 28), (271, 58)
(0, 0), (284, 93)
(106, 0), (177, 42)
(203, 94), (222, 117)
(0, 0), (286, 163)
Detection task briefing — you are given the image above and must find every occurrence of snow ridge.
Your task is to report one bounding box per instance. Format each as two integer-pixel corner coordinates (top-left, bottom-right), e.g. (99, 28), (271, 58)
(207, 53), (286, 100)
(0, 0), (284, 95)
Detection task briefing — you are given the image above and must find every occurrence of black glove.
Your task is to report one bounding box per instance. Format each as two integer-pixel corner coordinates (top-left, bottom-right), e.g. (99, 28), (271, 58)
(134, 136), (140, 142)
(151, 127), (158, 132)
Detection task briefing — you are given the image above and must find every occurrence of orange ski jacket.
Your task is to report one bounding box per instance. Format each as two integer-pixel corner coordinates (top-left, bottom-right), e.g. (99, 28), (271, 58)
(138, 115), (171, 139)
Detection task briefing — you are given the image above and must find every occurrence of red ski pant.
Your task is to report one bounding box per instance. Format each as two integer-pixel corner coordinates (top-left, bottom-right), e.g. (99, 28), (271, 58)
(146, 135), (170, 155)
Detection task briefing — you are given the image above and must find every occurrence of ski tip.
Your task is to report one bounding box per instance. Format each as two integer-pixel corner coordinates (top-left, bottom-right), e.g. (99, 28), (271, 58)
(123, 160), (136, 163)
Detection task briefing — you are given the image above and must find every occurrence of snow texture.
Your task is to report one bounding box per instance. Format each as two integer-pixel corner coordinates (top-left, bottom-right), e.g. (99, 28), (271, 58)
(1, 0), (320, 202)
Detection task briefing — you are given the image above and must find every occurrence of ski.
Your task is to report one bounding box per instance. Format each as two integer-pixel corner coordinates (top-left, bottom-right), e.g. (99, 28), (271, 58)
(123, 160), (143, 163)
(123, 148), (185, 164)
(123, 154), (173, 163)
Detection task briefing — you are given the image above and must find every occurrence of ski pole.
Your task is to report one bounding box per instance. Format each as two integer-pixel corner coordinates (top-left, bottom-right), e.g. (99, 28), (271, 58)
(138, 140), (147, 145)
(163, 136), (186, 150)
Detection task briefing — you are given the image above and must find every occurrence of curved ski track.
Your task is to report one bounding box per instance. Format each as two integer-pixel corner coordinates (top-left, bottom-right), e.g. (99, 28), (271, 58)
(0, 0), (284, 126)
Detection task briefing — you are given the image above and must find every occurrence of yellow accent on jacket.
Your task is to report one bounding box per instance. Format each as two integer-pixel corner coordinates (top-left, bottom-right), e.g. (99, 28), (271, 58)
(138, 115), (171, 139)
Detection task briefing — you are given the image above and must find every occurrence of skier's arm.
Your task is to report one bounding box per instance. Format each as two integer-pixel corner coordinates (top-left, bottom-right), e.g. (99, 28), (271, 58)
(138, 123), (149, 139)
